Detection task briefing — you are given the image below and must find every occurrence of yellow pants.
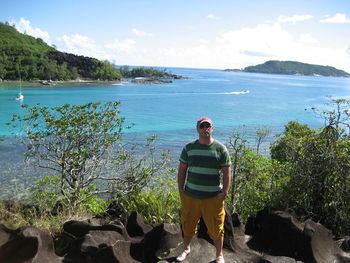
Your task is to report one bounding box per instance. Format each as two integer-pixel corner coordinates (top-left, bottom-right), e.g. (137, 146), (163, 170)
(180, 193), (225, 241)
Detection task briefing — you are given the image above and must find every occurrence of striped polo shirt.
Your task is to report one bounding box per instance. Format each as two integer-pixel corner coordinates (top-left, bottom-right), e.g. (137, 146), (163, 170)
(179, 139), (231, 199)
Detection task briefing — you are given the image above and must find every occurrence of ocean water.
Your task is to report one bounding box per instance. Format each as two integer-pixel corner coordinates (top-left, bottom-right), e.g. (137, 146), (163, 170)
(1, 67), (350, 191)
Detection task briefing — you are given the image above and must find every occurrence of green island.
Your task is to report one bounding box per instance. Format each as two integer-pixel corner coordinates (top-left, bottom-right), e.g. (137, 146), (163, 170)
(0, 22), (183, 83)
(225, 60), (350, 77)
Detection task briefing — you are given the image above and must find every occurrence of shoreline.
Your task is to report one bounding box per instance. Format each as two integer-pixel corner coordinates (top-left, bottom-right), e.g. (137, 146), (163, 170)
(0, 79), (121, 87)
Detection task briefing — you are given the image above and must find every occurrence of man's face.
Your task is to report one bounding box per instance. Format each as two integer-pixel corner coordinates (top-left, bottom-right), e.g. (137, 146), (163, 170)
(197, 121), (213, 138)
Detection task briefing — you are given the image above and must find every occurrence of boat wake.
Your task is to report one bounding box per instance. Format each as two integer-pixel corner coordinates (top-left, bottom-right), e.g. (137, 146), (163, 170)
(221, 90), (250, 94)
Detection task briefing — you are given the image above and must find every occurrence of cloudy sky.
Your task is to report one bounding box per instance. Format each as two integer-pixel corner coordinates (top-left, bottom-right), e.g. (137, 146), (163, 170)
(1, 0), (350, 72)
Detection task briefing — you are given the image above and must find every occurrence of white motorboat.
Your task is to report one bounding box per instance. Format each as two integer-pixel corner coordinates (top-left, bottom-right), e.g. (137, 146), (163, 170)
(16, 92), (24, 100)
(15, 65), (24, 101)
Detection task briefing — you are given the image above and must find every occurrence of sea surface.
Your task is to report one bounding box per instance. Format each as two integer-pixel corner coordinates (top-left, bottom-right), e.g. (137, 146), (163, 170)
(1, 67), (350, 197)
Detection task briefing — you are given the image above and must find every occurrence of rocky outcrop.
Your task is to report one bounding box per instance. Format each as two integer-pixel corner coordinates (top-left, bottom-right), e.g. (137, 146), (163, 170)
(0, 224), (62, 263)
(1, 210), (350, 263)
(246, 210), (350, 263)
(130, 79), (173, 84)
(338, 237), (350, 253)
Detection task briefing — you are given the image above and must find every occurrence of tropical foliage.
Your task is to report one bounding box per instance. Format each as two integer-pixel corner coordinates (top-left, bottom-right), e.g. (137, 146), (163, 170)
(270, 99), (350, 236)
(10, 102), (127, 208)
(0, 22), (122, 81)
(119, 66), (180, 79)
(217, 98), (350, 237)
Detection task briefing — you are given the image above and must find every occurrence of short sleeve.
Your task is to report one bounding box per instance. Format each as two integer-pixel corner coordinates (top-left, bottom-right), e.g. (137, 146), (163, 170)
(179, 146), (188, 164)
(220, 146), (231, 167)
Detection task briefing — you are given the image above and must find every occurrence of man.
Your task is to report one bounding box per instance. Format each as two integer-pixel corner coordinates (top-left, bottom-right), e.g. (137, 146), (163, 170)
(177, 117), (231, 263)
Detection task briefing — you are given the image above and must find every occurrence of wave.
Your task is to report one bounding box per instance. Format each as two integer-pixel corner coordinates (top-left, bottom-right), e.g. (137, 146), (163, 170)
(221, 90), (250, 94)
(112, 82), (128, 86)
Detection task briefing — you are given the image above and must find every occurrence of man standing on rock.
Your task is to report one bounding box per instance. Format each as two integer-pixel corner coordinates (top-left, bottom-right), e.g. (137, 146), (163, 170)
(177, 117), (231, 263)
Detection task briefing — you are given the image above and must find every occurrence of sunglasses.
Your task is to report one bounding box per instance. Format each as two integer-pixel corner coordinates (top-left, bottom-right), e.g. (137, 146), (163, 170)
(199, 123), (212, 129)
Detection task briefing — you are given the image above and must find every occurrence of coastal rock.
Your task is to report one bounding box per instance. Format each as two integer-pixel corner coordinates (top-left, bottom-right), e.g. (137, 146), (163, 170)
(63, 220), (124, 238)
(1, 210), (350, 263)
(141, 223), (182, 261)
(126, 211), (153, 237)
(64, 229), (126, 262)
(247, 210), (350, 263)
(38, 80), (56, 85)
(0, 225), (62, 263)
(130, 78), (172, 84)
(338, 237), (350, 252)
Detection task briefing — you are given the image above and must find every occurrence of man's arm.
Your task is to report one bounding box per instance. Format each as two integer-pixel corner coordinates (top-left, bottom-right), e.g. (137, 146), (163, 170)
(178, 161), (188, 195)
(217, 166), (231, 201)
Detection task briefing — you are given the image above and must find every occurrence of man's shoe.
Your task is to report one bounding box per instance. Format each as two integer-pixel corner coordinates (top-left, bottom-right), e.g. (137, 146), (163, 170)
(176, 249), (190, 262)
(216, 255), (225, 263)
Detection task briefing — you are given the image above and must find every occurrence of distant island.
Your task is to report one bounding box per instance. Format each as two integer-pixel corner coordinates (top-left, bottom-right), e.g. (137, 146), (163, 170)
(0, 22), (184, 83)
(225, 60), (350, 77)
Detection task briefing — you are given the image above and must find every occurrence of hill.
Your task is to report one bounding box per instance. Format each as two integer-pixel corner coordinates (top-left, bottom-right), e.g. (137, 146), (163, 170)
(225, 60), (350, 77)
(0, 22), (122, 81)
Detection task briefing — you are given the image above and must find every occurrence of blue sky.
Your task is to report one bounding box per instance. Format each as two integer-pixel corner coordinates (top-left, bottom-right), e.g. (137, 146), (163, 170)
(1, 0), (350, 72)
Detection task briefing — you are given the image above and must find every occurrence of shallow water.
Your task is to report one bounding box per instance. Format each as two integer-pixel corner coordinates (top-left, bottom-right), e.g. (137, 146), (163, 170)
(1, 67), (350, 198)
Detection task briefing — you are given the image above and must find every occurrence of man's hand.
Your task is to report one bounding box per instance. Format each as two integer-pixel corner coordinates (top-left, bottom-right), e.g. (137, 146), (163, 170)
(178, 162), (188, 195)
(217, 192), (227, 201)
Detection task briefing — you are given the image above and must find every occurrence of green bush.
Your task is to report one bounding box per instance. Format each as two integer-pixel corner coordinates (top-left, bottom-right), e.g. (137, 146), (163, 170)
(270, 99), (350, 236)
(227, 146), (290, 220)
(119, 172), (180, 224)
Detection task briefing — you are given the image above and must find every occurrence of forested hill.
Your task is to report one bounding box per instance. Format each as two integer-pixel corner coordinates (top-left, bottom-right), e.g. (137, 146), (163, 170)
(226, 60), (350, 77)
(0, 22), (122, 81)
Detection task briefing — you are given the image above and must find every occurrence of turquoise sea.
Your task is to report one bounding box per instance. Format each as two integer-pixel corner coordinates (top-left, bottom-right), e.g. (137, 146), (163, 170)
(1, 67), (350, 196)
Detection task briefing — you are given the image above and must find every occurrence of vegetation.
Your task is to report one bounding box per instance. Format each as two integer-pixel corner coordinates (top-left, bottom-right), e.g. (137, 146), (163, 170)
(270, 99), (350, 236)
(225, 98), (350, 237)
(1, 98), (350, 238)
(10, 102), (128, 208)
(119, 65), (181, 79)
(4, 102), (175, 233)
(226, 60), (350, 77)
(0, 22), (121, 81)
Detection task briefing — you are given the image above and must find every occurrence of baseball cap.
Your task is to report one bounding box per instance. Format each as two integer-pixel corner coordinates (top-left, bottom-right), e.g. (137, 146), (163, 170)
(197, 117), (213, 127)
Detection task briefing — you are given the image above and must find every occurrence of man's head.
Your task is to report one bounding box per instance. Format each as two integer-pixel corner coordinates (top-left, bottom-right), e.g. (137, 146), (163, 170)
(197, 117), (213, 128)
(197, 117), (213, 139)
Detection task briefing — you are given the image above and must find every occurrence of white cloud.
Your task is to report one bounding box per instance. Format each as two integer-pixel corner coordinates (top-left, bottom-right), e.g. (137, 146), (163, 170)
(57, 34), (96, 56)
(17, 17), (348, 73)
(199, 38), (210, 44)
(298, 33), (318, 44)
(277, 14), (313, 24)
(153, 22), (350, 73)
(131, 28), (153, 37)
(207, 14), (218, 20)
(105, 39), (137, 52)
(11, 18), (51, 44)
(320, 13), (350, 23)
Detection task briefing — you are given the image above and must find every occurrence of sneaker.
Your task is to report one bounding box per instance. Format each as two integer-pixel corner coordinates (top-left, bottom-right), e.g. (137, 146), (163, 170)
(176, 249), (190, 262)
(216, 255), (225, 263)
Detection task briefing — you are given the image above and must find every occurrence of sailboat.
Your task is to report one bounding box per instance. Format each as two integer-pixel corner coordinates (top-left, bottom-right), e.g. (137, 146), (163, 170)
(15, 66), (24, 101)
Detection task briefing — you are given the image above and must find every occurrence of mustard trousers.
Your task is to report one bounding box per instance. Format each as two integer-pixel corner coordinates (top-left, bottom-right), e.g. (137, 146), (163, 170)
(180, 193), (225, 241)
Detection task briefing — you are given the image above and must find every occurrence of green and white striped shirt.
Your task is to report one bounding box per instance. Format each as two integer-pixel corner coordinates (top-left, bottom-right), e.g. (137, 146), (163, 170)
(179, 139), (231, 199)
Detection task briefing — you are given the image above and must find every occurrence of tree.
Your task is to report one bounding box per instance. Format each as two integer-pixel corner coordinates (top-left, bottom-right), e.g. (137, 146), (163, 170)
(226, 128), (289, 218)
(11, 101), (126, 208)
(271, 98), (350, 236)
(93, 60), (122, 80)
(254, 127), (271, 154)
(226, 129), (248, 213)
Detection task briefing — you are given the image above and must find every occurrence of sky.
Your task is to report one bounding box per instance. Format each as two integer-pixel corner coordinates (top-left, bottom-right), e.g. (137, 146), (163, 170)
(1, 0), (350, 72)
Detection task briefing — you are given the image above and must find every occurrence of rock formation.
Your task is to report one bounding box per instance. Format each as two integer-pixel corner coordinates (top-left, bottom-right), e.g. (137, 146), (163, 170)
(1, 209), (350, 263)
